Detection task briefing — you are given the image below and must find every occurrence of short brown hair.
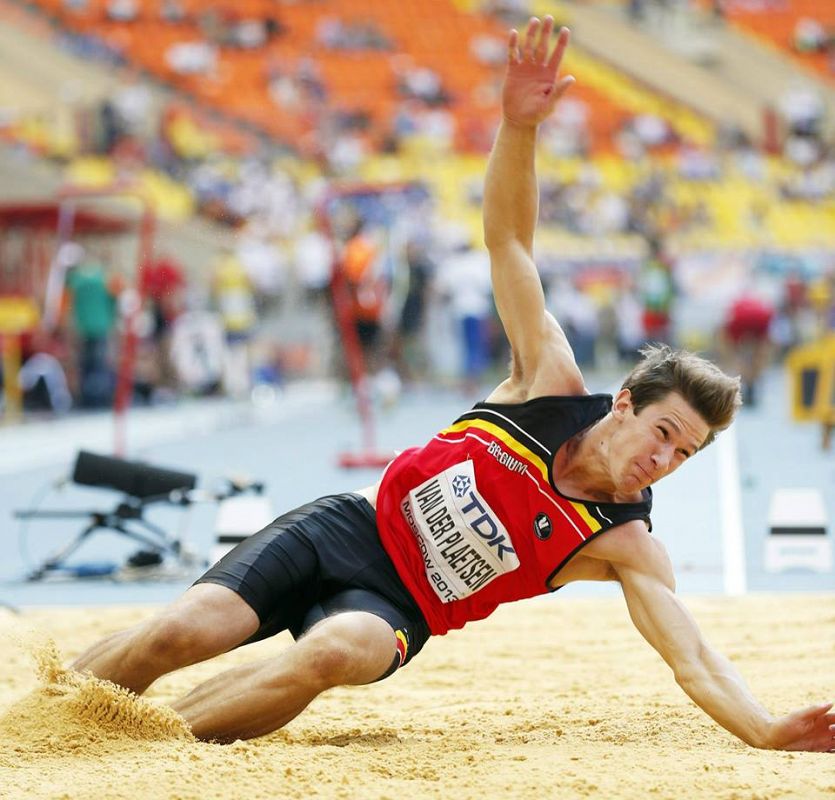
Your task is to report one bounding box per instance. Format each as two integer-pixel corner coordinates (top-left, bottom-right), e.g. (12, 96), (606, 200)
(620, 343), (742, 449)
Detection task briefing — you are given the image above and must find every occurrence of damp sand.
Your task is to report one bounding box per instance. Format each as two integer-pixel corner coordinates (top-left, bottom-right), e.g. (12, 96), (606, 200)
(1, 595), (834, 800)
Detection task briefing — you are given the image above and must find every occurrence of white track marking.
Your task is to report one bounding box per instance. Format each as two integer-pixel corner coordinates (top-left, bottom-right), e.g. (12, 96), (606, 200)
(717, 424), (746, 595)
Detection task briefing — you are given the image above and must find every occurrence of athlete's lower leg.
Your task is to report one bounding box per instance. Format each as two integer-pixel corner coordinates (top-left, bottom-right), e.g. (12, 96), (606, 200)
(70, 583), (260, 695)
(173, 611), (396, 742)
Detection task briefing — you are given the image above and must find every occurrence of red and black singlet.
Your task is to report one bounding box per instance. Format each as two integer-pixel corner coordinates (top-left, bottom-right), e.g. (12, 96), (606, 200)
(376, 394), (652, 635)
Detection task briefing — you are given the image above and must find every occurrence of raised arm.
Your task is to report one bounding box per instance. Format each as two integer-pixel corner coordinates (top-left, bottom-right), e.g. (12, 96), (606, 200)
(607, 530), (835, 751)
(483, 18), (583, 400)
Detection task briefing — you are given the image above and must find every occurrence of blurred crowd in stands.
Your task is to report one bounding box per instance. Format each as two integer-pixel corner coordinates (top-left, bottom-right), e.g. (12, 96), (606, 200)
(13, 211), (834, 419)
(1, 0), (834, 420)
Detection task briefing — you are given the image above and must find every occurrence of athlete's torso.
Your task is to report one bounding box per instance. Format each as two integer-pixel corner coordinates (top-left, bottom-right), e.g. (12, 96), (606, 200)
(373, 394), (653, 635)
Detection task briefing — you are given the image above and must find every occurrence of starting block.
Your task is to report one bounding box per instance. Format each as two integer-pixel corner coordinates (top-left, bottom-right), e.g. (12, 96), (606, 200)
(765, 488), (831, 573)
(211, 494), (275, 566)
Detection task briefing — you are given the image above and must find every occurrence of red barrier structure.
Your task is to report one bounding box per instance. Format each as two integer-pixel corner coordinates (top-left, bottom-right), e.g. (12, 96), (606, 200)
(317, 181), (428, 469)
(0, 189), (156, 453)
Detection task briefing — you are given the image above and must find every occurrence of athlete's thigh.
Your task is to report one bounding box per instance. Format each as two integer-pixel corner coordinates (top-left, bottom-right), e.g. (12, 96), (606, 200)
(193, 497), (349, 644)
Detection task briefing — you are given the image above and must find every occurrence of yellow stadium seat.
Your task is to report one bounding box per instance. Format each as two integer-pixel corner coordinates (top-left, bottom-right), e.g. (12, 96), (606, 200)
(65, 156), (117, 187)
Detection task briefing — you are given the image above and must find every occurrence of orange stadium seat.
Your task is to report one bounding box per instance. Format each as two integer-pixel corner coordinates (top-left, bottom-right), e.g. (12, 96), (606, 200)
(20, 0), (653, 159)
(6, 0), (835, 250)
(703, 0), (835, 83)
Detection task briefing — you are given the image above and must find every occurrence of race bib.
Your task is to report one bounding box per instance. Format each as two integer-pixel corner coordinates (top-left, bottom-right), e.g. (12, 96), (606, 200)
(400, 460), (519, 603)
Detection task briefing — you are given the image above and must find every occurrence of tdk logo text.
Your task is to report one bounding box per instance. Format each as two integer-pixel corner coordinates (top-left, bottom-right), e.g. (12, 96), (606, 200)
(459, 492), (516, 561)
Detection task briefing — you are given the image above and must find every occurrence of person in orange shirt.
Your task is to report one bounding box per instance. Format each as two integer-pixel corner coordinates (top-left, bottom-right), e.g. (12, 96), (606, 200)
(341, 219), (387, 371)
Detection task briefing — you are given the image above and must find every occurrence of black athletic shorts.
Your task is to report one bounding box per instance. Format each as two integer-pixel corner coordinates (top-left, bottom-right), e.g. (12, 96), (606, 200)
(194, 493), (430, 678)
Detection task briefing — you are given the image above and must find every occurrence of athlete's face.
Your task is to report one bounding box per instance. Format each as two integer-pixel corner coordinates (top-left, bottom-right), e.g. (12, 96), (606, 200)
(609, 389), (710, 493)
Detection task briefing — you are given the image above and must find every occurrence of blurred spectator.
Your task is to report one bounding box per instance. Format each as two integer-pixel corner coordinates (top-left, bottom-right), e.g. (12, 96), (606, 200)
(808, 267), (835, 336)
(805, 269), (835, 448)
(267, 58), (303, 113)
(160, 0), (186, 23)
(617, 113), (677, 159)
(112, 72), (154, 141)
(140, 255), (186, 391)
(199, 8), (234, 47)
(416, 108), (455, 150)
(392, 239), (434, 382)
(341, 220), (387, 372)
(213, 251), (257, 398)
(19, 330), (73, 414)
(165, 40), (216, 76)
(169, 307), (225, 395)
(639, 239), (675, 344)
(236, 229), (287, 311)
(225, 160), (301, 236)
(481, 0), (532, 25)
(779, 158), (835, 201)
(435, 241), (493, 394)
(394, 58), (450, 107)
(783, 135), (824, 170)
(232, 18), (269, 50)
(20, 352), (73, 413)
(106, 0), (138, 23)
(726, 129), (767, 181)
(470, 34), (506, 66)
(94, 98), (123, 154)
(627, 170), (667, 239)
(296, 57), (328, 105)
(614, 284), (646, 362)
(65, 252), (117, 408)
(142, 255), (186, 330)
(589, 190), (630, 236)
(542, 97), (590, 158)
(768, 299), (796, 359)
(632, 112), (676, 148)
(319, 124), (368, 175)
(547, 276), (599, 367)
(677, 144), (721, 181)
(294, 225), (333, 300)
(389, 101), (420, 142)
(316, 17), (392, 51)
(721, 292), (774, 407)
(200, 7), (284, 49)
(779, 84), (825, 139)
(793, 17), (827, 53)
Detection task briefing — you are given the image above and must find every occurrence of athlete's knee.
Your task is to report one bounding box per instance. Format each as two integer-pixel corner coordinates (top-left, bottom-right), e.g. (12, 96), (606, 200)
(298, 613), (396, 689)
(303, 640), (356, 689)
(136, 610), (221, 666)
(140, 585), (259, 665)
(136, 613), (205, 666)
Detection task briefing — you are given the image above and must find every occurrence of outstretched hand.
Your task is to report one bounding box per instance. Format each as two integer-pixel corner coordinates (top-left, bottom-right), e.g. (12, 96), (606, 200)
(502, 16), (575, 128)
(768, 702), (835, 752)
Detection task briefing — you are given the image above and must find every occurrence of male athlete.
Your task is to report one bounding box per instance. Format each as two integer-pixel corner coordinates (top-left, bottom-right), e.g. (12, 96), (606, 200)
(72, 19), (835, 752)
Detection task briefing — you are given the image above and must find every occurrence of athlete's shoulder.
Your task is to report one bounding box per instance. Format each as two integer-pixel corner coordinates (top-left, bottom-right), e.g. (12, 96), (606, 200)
(582, 519), (668, 571)
(467, 386), (614, 459)
(475, 385), (613, 428)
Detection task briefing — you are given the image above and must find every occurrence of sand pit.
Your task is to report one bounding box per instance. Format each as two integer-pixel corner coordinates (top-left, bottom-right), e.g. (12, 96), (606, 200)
(1, 593), (833, 799)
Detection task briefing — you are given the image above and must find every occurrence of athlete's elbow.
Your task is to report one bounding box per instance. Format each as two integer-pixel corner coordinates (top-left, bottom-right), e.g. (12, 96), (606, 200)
(484, 225), (533, 256)
(483, 228), (514, 254)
